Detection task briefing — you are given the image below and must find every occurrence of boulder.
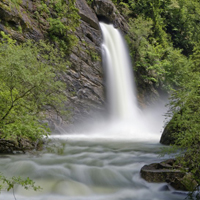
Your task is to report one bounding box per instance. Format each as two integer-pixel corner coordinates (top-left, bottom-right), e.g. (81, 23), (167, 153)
(170, 173), (198, 191)
(140, 159), (184, 183)
(0, 138), (40, 153)
(140, 159), (197, 191)
(160, 118), (178, 145)
(76, 0), (100, 30)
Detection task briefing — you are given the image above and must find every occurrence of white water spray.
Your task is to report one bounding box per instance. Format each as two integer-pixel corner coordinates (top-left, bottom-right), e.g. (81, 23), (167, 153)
(100, 23), (138, 121)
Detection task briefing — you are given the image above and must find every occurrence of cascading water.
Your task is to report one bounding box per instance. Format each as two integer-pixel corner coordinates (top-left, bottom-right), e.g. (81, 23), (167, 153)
(100, 22), (138, 121)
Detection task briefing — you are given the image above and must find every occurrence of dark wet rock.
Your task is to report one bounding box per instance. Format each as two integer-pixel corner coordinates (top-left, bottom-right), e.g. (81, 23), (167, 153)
(159, 184), (170, 191)
(76, 0), (99, 30)
(141, 159), (197, 191)
(92, 0), (129, 33)
(57, 7), (104, 127)
(160, 118), (177, 145)
(170, 173), (198, 191)
(0, 139), (38, 153)
(141, 159), (185, 183)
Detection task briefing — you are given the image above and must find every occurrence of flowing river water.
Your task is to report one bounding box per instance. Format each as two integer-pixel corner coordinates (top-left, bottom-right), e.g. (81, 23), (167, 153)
(0, 138), (185, 200)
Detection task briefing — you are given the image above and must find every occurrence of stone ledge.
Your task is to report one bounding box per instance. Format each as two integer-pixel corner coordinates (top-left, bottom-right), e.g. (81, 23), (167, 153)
(140, 159), (197, 191)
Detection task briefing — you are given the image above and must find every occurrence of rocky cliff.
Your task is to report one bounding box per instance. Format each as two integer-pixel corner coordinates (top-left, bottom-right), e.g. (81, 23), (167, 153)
(64, 0), (104, 127)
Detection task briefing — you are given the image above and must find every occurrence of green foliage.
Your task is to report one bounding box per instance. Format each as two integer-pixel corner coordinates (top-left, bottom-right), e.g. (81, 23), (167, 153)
(0, 32), (68, 143)
(37, 2), (50, 14)
(126, 16), (188, 90)
(35, 0), (80, 53)
(123, 0), (200, 56)
(163, 0), (200, 55)
(164, 43), (200, 194)
(0, 174), (41, 198)
(84, 45), (100, 62)
(90, 51), (100, 61)
(115, 2), (200, 190)
(0, 0), (22, 10)
(10, 0), (22, 4)
(0, 174), (41, 191)
(118, 2), (132, 16)
(48, 18), (67, 36)
(111, 0), (124, 5)
(86, 0), (93, 6)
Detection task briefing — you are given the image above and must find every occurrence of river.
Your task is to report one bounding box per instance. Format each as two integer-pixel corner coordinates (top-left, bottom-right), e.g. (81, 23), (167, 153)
(0, 136), (186, 200)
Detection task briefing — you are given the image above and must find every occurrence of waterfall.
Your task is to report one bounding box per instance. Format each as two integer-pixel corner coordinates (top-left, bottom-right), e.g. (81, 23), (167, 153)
(51, 22), (166, 141)
(100, 22), (138, 121)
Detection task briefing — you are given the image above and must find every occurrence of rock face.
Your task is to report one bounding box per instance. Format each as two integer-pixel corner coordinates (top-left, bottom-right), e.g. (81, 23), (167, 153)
(64, 19), (104, 126)
(76, 0), (100, 30)
(92, 0), (129, 32)
(0, 0), (104, 129)
(160, 119), (177, 145)
(58, 0), (105, 127)
(140, 159), (197, 191)
(0, 1), (43, 41)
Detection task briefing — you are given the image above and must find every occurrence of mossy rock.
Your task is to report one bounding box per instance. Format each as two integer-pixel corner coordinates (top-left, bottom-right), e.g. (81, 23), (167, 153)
(140, 159), (185, 183)
(140, 159), (197, 191)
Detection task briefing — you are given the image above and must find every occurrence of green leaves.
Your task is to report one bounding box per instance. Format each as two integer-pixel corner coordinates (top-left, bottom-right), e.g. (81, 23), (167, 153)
(164, 44), (200, 189)
(41, 0), (80, 53)
(0, 34), (68, 144)
(0, 174), (41, 192)
(126, 16), (188, 90)
(48, 18), (67, 36)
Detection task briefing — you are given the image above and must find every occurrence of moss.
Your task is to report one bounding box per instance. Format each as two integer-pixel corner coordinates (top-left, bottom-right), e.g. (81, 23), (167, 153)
(18, 25), (22, 33)
(0, 0), (80, 55)
(0, 2), (11, 12)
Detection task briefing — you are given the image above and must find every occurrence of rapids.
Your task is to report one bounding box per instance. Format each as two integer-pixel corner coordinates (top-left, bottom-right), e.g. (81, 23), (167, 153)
(0, 139), (185, 200)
